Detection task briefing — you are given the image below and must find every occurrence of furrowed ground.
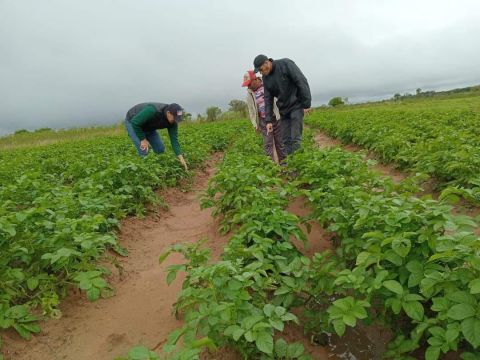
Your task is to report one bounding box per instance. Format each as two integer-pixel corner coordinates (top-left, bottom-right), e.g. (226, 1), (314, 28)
(0, 121), (242, 358)
(305, 88), (480, 204)
(3, 89), (480, 360)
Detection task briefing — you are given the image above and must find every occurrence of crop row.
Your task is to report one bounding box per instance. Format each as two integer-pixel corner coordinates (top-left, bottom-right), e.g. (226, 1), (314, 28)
(287, 134), (480, 359)
(158, 132), (313, 360)
(306, 96), (480, 201)
(0, 121), (244, 340)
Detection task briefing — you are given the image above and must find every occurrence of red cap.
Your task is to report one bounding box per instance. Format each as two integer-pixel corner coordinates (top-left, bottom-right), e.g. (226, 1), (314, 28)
(241, 70), (257, 87)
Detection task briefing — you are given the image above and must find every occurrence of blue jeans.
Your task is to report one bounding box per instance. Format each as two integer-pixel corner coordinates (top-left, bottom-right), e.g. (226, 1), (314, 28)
(125, 120), (165, 157)
(280, 109), (304, 155)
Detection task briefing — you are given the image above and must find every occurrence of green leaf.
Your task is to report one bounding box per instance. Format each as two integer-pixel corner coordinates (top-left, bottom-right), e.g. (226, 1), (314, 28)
(269, 319), (284, 331)
(275, 338), (287, 357)
(13, 324), (32, 340)
(332, 319), (346, 336)
(287, 343), (305, 358)
(402, 301), (424, 321)
(243, 315), (264, 330)
(78, 279), (92, 290)
(27, 278), (39, 291)
(128, 345), (155, 360)
(275, 306), (287, 317)
(255, 332), (273, 354)
(232, 328), (244, 341)
(445, 328), (459, 343)
(244, 330), (254, 343)
(447, 304), (476, 320)
(158, 250), (172, 265)
(461, 317), (480, 348)
(392, 237), (411, 258)
(469, 279), (480, 294)
(86, 287), (101, 301)
(92, 277), (107, 289)
(383, 280), (404, 295)
(425, 346), (440, 360)
(282, 312), (299, 324)
(406, 260), (423, 274)
(166, 271), (177, 286)
(263, 304), (275, 317)
(447, 291), (477, 306)
(342, 313), (357, 327)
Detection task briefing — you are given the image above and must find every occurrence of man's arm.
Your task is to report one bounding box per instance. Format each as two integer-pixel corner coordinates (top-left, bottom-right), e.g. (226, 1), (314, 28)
(286, 60), (311, 109)
(264, 84), (274, 123)
(167, 123), (182, 156)
(167, 124), (188, 170)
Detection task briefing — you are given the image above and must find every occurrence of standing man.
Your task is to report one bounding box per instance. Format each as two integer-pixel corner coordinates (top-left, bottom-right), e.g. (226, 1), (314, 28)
(242, 70), (284, 163)
(125, 102), (188, 170)
(253, 54), (311, 156)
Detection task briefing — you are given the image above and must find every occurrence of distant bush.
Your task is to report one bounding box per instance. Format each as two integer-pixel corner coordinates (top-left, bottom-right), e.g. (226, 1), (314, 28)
(328, 97), (345, 107)
(206, 106), (222, 121)
(34, 127), (53, 133)
(14, 129), (29, 135)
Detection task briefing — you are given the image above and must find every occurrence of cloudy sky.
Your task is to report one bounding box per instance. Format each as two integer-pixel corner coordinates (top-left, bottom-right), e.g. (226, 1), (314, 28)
(1, 0), (480, 135)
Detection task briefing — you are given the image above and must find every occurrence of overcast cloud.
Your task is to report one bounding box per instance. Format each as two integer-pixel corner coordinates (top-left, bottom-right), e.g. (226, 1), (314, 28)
(1, 0), (480, 135)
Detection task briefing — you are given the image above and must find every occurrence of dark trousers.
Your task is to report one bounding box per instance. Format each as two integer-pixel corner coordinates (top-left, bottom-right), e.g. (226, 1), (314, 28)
(280, 109), (304, 155)
(259, 117), (284, 163)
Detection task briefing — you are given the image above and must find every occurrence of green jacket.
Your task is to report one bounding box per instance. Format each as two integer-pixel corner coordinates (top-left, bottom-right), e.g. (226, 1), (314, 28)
(126, 103), (182, 156)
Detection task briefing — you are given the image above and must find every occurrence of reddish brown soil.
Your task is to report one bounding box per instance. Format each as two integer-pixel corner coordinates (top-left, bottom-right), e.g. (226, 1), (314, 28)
(287, 196), (333, 257)
(1, 155), (230, 360)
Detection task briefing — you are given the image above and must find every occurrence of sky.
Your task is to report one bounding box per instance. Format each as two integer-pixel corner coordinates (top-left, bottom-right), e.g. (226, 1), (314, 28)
(1, 0), (480, 135)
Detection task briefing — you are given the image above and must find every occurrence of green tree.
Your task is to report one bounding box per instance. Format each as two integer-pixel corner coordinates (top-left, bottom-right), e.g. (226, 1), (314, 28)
(14, 129), (29, 135)
(182, 111), (192, 122)
(206, 106), (222, 121)
(228, 99), (248, 118)
(328, 97), (344, 107)
(393, 93), (401, 101)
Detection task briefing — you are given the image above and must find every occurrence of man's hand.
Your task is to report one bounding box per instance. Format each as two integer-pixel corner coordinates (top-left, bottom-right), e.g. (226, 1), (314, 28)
(304, 108), (312, 116)
(266, 123), (273, 134)
(140, 139), (150, 152)
(178, 155), (188, 171)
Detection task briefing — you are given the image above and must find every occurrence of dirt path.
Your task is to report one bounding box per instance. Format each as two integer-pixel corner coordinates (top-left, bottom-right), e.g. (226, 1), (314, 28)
(2, 155), (229, 360)
(314, 132), (407, 183)
(314, 131), (480, 233)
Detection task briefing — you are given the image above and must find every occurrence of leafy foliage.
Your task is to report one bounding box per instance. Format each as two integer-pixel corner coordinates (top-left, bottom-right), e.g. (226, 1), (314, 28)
(307, 94), (480, 202)
(0, 121), (244, 340)
(286, 134), (480, 359)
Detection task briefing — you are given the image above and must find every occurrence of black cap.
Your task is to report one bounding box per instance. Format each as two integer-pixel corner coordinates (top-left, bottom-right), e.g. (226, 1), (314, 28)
(253, 54), (269, 72)
(165, 103), (184, 123)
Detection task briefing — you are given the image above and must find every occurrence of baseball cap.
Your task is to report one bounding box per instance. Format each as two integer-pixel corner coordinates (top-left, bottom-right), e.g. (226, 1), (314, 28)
(253, 54), (269, 72)
(241, 70), (257, 87)
(166, 103), (184, 123)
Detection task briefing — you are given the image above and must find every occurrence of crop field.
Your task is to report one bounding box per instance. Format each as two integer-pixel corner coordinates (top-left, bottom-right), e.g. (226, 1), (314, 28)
(0, 121), (242, 343)
(2, 95), (480, 360)
(306, 92), (480, 203)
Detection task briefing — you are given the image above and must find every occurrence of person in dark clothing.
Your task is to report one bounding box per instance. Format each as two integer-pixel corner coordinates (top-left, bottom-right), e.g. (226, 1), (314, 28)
(253, 54), (311, 155)
(124, 102), (188, 170)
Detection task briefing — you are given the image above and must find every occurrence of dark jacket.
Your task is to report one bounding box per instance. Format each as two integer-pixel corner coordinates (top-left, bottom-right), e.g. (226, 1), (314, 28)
(125, 102), (182, 155)
(263, 58), (311, 122)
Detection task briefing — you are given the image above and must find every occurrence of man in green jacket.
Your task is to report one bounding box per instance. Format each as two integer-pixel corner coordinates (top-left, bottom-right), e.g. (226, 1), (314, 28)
(124, 102), (188, 170)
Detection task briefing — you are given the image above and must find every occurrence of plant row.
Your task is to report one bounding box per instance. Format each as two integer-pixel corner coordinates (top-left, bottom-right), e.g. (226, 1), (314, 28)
(306, 96), (480, 201)
(157, 133), (314, 360)
(286, 134), (480, 360)
(0, 121), (243, 341)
